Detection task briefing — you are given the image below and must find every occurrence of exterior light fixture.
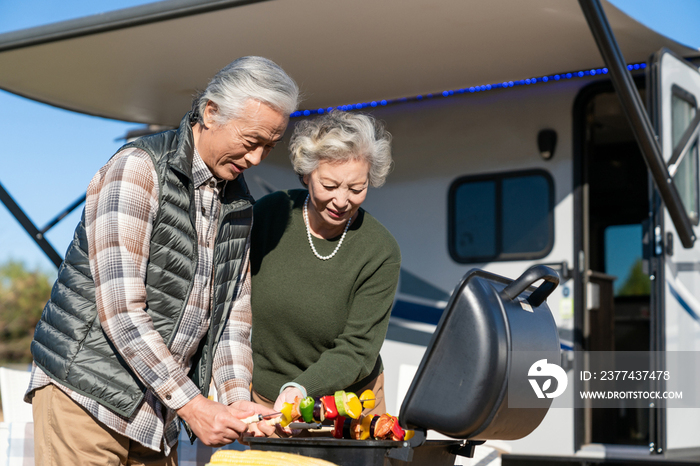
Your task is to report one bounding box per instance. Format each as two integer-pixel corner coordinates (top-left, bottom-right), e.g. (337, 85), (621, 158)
(538, 129), (557, 160)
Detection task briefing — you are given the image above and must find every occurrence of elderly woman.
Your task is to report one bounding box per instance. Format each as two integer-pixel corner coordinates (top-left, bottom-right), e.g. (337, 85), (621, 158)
(250, 111), (400, 419)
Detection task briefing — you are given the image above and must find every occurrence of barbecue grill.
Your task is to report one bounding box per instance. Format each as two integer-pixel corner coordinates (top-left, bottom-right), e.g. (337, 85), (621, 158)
(248, 265), (561, 466)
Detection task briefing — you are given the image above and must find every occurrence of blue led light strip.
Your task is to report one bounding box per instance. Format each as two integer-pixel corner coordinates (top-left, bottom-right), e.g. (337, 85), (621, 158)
(290, 62), (647, 118)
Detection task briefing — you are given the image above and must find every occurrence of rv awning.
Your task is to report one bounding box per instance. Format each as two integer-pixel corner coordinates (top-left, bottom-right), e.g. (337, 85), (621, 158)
(0, 0), (697, 126)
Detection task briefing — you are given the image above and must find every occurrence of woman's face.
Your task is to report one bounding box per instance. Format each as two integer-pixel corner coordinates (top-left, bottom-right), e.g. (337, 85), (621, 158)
(304, 158), (370, 236)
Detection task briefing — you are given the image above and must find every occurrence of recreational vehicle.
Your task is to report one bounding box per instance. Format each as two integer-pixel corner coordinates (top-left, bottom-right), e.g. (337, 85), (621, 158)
(1, 0), (699, 464)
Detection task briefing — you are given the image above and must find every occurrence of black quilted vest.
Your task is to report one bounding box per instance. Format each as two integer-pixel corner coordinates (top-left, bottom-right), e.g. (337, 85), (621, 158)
(31, 113), (253, 417)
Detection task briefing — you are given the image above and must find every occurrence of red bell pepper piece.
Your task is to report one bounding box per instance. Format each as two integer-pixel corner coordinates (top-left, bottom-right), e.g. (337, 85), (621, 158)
(322, 395), (338, 419)
(333, 416), (346, 439)
(390, 416), (406, 441)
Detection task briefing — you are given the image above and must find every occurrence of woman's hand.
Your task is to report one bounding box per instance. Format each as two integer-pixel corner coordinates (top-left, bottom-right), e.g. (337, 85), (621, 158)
(273, 386), (305, 436)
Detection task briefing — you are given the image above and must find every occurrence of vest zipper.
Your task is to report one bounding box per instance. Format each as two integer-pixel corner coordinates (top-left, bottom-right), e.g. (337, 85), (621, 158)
(201, 201), (252, 397)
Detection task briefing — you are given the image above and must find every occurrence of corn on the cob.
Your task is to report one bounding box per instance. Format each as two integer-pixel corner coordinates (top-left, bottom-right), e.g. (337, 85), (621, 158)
(206, 449), (340, 466)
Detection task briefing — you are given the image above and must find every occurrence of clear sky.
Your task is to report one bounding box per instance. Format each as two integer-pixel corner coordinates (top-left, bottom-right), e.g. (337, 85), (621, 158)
(1, 0), (699, 276)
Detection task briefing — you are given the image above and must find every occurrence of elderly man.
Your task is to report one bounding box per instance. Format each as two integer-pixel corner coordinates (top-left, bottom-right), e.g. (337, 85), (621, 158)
(25, 56), (299, 465)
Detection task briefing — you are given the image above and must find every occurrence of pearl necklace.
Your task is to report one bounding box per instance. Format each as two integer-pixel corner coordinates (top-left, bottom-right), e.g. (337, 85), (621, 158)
(303, 194), (352, 260)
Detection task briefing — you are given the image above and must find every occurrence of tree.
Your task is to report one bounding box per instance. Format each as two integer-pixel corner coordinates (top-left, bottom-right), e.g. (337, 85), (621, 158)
(617, 258), (651, 297)
(0, 260), (52, 363)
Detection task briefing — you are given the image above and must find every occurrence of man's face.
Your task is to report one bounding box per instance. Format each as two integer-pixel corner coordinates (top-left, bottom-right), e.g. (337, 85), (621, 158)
(196, 100), (288, 180)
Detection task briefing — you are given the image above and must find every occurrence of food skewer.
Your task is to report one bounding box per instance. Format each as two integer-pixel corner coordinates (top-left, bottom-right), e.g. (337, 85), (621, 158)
(240, 412), (282, 424)
(288, 422), (335, 432)
(239, 388), (411, 441)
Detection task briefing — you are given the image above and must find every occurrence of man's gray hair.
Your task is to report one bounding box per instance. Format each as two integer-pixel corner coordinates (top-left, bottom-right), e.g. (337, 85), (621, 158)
(193, 56), (300, 125)
(289, 111), (393, 188)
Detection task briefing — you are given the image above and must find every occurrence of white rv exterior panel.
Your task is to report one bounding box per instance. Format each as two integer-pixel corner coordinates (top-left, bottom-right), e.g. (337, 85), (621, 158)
(656, 51), (700, 452)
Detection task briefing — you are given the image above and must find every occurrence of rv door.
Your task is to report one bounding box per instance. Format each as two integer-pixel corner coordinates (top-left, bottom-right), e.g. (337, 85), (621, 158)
(648, 49), (700, 456)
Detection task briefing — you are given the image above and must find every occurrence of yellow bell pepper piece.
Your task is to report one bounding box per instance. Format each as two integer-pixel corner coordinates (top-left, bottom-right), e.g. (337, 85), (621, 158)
(345, 392), (362, 419)
(359, 389), (375, 410)
(279, 402), (294, 427)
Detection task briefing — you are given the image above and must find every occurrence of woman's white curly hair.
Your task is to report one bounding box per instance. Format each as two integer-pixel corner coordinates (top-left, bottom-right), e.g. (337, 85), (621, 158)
(289, 111), (393, 188)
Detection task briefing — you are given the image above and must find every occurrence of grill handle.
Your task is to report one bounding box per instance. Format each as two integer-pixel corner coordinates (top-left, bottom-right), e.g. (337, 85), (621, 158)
(500, 265), (559, 307)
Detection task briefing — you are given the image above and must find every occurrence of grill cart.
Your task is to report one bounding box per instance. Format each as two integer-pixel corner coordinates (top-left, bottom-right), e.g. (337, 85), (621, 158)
(249, 265), (561, 465)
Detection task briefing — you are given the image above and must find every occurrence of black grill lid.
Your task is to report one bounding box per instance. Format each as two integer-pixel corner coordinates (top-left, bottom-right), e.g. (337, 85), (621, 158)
(399, 266), (560, 440)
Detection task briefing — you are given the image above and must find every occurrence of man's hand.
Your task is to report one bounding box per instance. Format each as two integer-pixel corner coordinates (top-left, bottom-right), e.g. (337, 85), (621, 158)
(177, 395), (252, 447)
(230, 400), (277, 437)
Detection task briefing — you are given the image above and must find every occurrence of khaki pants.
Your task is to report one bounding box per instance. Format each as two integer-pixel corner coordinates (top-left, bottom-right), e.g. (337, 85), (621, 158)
(31, 385), (177, 466)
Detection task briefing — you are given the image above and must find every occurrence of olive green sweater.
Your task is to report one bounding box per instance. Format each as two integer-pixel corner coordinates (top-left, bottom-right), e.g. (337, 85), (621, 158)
(251, 189), (401, 400)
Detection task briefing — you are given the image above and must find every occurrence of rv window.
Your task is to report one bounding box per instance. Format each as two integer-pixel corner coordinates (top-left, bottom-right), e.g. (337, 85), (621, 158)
(671, 86), (699, 224)
(449, 170), (554, 263)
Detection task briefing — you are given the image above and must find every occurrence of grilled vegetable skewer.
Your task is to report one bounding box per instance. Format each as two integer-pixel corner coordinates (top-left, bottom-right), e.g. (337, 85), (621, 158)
(249, 388), (411, 440)
(277, 389), (376, 426)
(332, 413), (412, 441)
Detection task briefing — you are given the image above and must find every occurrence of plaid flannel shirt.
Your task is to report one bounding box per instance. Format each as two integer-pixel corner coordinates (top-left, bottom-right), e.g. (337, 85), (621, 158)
(27, 146), (253, 454)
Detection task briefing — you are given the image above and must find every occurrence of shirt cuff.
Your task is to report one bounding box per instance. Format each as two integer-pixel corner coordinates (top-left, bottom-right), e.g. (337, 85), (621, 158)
(155, 373), (202, 411)
(218, 378), (251, 406)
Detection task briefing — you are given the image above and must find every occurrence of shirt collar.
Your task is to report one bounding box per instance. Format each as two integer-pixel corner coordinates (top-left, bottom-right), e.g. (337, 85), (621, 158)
(192, 148), (222, 190)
